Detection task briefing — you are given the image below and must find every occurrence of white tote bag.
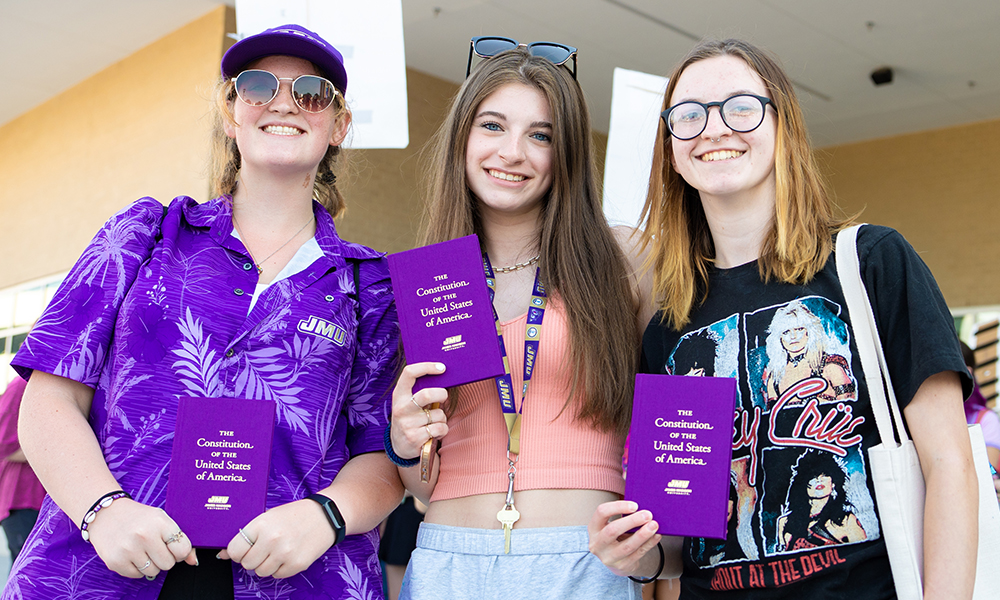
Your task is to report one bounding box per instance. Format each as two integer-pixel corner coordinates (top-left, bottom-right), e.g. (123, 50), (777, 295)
(836, 224), (1000, 599)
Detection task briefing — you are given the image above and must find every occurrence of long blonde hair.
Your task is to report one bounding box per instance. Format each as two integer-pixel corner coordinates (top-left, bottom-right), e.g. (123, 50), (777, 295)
(208, 74), (351, 217)
(422, 49), (639, 434)
(642, 39), (853, 330)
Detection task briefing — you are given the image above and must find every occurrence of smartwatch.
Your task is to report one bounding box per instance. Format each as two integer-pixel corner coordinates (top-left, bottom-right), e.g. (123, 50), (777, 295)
(306, 493), (346, 546)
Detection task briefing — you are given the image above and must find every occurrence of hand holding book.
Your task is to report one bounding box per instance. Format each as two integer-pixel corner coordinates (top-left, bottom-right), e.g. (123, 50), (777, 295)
(388, 362), (450, 487)
(216, 496), (338, 578)
(386, 235), (506, 483)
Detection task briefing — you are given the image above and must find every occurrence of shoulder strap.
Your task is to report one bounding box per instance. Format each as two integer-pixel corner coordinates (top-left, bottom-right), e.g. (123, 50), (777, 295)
(835, 224), (909, 447)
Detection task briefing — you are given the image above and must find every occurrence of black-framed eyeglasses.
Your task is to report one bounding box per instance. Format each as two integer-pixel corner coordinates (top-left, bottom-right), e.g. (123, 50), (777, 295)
(232, 69), (339, 113)
(467, 36), (578, 79)
(661, 94), (773, 140)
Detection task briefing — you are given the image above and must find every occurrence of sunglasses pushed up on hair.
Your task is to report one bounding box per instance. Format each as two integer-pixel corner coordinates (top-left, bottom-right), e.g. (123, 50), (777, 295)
(467, 36), (578, 79)
(232, 69), (339, 113)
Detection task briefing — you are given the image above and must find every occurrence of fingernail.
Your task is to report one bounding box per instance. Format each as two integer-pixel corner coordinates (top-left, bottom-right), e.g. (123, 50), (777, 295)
(628, 502), (639, 512)
(647, 521), (659, 531)
(435, 363), (445, 371)
(194, 557), (200, 566)
(215, 552), (223, 560)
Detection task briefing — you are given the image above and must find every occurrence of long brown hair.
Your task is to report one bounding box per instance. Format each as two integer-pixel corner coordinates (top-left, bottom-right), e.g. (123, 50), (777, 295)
(423, 49), (638, 435)
(641, 39), (852, 330)
(208, 73), (351, 217)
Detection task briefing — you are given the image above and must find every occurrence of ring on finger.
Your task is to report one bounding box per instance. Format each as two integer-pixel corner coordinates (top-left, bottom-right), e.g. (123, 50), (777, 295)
(410, 396), (421, 411)
(164, 530), (185, 545)
(425, 424), (432, 438)
(137, 559), (152, 571)
(423, 408), (432, 425)
(239, 527), (255, 547)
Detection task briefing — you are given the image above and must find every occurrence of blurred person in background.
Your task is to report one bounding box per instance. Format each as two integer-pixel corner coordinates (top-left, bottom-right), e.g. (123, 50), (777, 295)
(0, 373), (45, 566)
(962, 342), (1000, 499)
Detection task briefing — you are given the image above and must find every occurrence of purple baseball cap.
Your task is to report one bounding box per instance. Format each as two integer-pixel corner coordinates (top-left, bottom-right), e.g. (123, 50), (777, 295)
(221, 24), (348, 93)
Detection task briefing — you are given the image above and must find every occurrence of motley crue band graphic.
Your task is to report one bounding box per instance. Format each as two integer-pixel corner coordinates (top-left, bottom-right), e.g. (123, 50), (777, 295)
(665, 298), (878, 584)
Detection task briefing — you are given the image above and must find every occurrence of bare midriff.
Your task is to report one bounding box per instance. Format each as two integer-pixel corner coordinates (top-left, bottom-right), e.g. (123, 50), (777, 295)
(425, 488), (620, 529)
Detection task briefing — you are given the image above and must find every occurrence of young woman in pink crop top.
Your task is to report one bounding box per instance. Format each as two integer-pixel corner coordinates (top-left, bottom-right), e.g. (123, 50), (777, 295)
(384, 41), (655, 598)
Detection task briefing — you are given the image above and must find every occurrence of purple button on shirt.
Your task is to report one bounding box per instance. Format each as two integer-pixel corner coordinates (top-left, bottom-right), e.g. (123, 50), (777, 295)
(5, 196), (399, 600)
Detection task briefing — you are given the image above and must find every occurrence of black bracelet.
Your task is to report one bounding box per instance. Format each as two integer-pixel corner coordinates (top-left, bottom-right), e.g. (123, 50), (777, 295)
(80, 490), (132, 543)
(306, 493), (346, 546)
(628, 543), (665, 584)
(383, 424), (420, 467)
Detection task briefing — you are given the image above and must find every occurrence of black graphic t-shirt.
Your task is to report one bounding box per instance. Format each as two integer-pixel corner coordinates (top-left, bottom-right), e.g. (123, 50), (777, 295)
(642, 226), (971, 600)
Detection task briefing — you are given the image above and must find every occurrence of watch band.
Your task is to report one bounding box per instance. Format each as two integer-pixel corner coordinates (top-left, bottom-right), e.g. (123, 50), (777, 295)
(306, 493), (346, 546)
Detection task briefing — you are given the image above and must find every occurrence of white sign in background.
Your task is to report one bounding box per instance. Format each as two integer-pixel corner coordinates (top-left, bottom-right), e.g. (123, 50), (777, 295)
(602, 68), (669, 229)
(234, 0), (409, 149)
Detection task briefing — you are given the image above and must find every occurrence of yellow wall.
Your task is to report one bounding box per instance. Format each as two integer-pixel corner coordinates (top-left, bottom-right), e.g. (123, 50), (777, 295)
(336, 69), (457, 254)
(0, 7), (228, 289)
(819, 120), (1000, 308)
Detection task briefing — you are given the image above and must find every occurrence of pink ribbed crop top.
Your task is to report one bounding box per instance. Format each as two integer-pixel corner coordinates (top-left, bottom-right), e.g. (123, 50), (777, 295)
(430, 297), (626, 502)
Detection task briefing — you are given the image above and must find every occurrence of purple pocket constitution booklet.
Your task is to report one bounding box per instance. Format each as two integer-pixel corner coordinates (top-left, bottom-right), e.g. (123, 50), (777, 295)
(387, 234), (504, 392)
(625, 374), (737, 539)
(166, 397), (276, 548)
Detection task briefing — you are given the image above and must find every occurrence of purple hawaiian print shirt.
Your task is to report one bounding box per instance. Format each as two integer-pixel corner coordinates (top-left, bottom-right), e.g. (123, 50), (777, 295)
(5, 196), (398, 600)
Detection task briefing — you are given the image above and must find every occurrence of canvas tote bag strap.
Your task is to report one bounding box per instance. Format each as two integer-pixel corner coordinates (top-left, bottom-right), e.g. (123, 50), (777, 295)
(835, 224), (909, 447)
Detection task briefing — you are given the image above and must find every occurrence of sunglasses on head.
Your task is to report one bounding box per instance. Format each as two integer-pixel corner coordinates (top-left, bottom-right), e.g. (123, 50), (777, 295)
(232, 69), (339, 113)
(467, 36), (578, 79)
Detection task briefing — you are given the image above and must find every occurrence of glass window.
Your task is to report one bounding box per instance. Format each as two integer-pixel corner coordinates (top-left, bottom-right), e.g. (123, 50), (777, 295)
(10, 333), (28, 355)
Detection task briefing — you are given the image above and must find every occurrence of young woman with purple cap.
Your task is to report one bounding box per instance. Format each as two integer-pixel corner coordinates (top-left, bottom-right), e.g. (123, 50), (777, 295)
(384, 39), (654, 598)
(4, 24), (402, 600)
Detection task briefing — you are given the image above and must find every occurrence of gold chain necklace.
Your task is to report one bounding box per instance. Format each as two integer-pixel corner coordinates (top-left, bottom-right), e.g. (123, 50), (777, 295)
(492, 254), (540, 274)
(232, 211), (315, 275)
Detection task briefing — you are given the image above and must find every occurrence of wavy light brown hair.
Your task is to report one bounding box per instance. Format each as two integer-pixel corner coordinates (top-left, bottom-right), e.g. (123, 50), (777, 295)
(423, 49), (639, 435)
(641, 39), (853, 330)
(209, 71), (351, 217)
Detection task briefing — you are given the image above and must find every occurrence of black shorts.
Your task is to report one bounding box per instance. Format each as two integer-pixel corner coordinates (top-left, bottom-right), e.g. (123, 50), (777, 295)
(378, 496), (425, 566)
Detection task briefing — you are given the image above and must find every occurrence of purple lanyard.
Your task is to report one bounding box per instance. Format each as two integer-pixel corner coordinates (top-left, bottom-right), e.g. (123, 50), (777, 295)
(482, 254), (546, 455)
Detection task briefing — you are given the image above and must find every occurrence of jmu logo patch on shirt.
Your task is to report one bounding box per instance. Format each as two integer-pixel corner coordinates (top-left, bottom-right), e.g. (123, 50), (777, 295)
(298, 315), (348, 346)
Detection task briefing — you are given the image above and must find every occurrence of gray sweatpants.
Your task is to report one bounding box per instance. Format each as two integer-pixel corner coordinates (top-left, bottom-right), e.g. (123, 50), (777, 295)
(400, 523), (641, 600)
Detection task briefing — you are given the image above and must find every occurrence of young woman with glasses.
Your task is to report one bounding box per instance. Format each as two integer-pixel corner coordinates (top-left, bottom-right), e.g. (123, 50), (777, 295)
(589, 38), (977, 599)
(385, 41), (653, 598)
(5, 25), (402, 600)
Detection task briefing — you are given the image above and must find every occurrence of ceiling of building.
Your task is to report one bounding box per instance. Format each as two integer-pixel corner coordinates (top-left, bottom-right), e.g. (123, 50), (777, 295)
(3, 0), (998, 147)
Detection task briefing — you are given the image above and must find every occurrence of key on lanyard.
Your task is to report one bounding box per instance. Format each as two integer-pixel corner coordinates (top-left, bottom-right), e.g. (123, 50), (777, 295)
(496, 470), (520, 553)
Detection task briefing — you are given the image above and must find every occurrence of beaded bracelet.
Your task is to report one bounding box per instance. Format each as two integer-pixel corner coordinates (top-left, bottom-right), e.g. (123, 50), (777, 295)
(628, 543), (665, 584)
(383, 424), (420, 467)
(80, 490), (132, 543)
